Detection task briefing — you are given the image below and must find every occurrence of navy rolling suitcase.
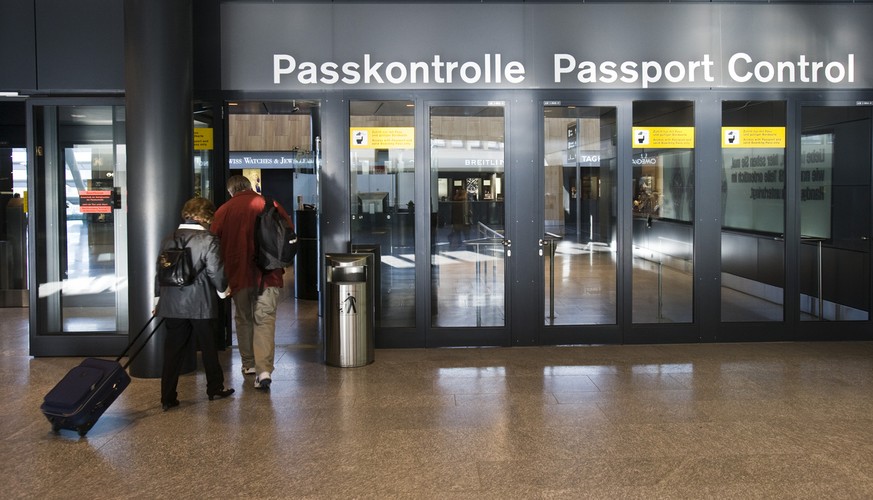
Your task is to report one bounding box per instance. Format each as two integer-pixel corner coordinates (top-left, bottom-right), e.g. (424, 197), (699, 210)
(41, 316), (164, 436)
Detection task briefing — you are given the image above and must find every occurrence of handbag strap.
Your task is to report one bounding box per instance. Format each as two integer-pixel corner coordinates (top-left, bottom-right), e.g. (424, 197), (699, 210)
(169, 230), (206, 279)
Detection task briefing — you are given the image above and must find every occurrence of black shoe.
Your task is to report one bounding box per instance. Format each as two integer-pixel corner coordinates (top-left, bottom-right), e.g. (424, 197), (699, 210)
(208, 388), (235, 401)
(161, 400), (180, 411)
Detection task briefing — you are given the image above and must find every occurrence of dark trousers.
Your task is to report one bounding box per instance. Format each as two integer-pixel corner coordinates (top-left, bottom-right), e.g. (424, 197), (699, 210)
(161, 317), (225, 404)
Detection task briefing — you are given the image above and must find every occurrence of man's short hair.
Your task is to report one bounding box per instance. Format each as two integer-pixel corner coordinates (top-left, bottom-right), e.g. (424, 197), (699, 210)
(226, 175), (253, 196)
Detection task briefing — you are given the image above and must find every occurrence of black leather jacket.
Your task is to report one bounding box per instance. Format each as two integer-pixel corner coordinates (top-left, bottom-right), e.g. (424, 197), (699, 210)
(154, 223), (228, 319)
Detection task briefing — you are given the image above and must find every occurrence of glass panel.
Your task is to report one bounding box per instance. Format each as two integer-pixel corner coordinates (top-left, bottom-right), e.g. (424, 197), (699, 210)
(543, 106), (617, 325)
(631, 101), (694, 323)
(799, 107), (871, 321)
(721, 101), (786, 322)
(350, 100), (415, 328)
(193, 103), (216, 201)
(0, 148), (28, 307)
(227, 100), (320, 301)
(430, 105), (505, 327)
(35, 105), (127, 333)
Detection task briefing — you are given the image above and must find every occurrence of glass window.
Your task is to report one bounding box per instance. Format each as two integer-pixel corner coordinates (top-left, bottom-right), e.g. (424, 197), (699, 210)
(799, 107), (871, 321)
(0, 148), (28, 306)
(430, 105), (505, 328)
(350, 100), (415, 328)
(193, 102), (217, 201)
(34, 105), (127, 333)
(721, 101), (786, 322)
(228, 100), (320, 301)
(542, 106), (617, 325)
(631, 101), (694, 324)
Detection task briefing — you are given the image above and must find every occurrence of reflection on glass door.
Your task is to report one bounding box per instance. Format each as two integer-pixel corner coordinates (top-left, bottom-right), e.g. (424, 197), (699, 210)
(350, 100), (415, 328)
(33, 104), (128, 333)
(193, 102), (217, 201)
(721, 101), (786, 322)
(542, 105), (617, 325)
(430, 105), (506, 327)
(0, 147), (28, 307)
(799, 106), (870, 321)
(631, 101), (695, 323)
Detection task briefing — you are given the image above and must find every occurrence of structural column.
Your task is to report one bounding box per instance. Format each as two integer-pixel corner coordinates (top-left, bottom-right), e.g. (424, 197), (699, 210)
(124, 0), (193, 377)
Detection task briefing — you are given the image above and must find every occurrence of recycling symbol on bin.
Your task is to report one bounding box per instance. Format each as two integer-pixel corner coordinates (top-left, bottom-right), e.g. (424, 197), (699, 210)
(342, 293), (357, 314)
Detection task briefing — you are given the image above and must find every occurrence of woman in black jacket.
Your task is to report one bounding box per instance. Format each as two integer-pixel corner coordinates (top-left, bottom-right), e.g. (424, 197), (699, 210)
(155, 197), (234, 411)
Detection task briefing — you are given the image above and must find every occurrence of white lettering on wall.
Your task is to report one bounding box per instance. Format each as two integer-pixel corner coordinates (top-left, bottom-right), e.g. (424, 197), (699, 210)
(273, 53), (857, 88)
(554, 53), (715, 88)
(728, 53), (854, 84)
(273, 53), (526, 86)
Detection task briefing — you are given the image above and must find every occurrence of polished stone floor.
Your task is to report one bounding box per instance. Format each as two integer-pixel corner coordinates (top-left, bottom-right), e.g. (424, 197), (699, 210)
(6, 303), (873, 498)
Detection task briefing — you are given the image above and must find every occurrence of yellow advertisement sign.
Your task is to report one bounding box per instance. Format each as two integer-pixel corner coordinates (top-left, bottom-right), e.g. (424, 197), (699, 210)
(632, 127), (695, 149)
(721, 127), (786, 148)
(194, 128), (213, 150)
(350, 127), (415, 149)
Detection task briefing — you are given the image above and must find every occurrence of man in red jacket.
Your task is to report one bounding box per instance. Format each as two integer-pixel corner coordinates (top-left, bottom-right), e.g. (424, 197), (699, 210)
(211, 175), (294, 390)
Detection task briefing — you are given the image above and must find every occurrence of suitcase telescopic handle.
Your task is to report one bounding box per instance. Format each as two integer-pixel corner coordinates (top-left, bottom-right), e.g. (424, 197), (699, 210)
(117, 315), (165, 369)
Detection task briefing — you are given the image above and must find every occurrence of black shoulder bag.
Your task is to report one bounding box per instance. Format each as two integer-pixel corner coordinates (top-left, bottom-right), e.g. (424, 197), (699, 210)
(157, 239), (200, 287)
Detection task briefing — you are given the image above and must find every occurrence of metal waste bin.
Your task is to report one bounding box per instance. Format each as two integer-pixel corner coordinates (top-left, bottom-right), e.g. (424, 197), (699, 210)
(324, 253), (374, 367)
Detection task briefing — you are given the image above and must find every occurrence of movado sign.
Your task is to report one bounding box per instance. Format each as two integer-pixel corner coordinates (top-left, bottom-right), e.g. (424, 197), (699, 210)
(223, 3), (873, 91)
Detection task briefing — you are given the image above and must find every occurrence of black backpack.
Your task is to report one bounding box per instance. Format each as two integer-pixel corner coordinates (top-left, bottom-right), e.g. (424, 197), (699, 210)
(157, 238), (200, 287)
(255, 196), (298, 271)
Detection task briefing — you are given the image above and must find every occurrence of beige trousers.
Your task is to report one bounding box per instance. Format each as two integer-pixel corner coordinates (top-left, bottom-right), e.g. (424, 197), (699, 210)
(232, 286), (280, 375)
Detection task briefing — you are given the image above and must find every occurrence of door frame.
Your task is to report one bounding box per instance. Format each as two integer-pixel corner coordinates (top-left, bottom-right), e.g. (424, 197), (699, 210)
(28, 97), (129, 357)
(535, 98), (628, 346)
(793, 99), (873, 341)
(421, 96), (514, 348)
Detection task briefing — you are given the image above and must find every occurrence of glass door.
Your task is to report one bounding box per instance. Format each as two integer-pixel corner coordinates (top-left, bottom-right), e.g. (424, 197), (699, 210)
(429, 104), (507, 340)
(798, 106), (871, 324)
(349, 100), (416, 329)
(720, 101), (787, 323)
(541, 105), (618, 332)
(29, 102), (129, 355)
(631, 101), (695, 324)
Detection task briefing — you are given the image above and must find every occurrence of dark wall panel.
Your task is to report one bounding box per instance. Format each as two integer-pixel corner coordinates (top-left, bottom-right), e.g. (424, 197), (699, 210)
(0, 0), (37, 91)
(193, 0), (221, 92)
(0, 101), (27, 148)
(35, 0), (124, 91)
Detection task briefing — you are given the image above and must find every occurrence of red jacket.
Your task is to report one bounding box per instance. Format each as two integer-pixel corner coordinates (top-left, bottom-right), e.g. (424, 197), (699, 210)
(211, 190), (294, 291)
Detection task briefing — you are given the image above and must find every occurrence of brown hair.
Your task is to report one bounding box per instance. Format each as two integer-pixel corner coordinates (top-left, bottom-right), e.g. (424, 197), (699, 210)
(181, 197), (215, 224)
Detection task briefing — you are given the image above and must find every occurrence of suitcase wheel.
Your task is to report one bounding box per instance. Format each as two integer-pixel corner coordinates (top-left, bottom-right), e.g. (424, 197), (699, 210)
(51, 422), (61, 434)
(77, 425), (91, 437)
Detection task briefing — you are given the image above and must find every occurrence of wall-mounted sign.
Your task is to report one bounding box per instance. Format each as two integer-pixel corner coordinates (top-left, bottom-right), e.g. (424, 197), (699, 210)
(350, 127), (415, 149)
(194, 128), (213, 150)
(721, 127), (786, 148)
(79, 190), (114, 214)
(224, 4), (872, 91)
(632, 127), (695, 149)
(229, 151), (314, 169)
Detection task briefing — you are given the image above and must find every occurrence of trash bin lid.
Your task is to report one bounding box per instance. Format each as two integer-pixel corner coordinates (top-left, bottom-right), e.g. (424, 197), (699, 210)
(325, 253), (369, 268)
(328, 265), (366, 283)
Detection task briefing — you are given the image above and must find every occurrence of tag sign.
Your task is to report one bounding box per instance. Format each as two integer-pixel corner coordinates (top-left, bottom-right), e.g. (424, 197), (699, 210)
(632, 127), (695, 149)
(721, 127), (785, 148)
